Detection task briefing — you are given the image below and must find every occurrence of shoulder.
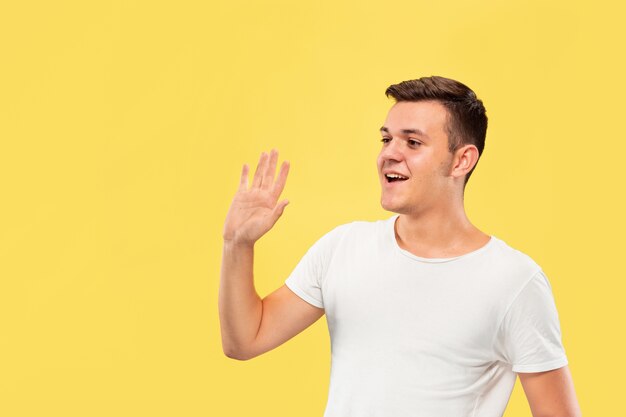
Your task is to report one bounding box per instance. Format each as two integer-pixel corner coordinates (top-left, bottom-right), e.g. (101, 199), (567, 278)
(492, 237), (539, 266)
(335, 217), (391, 242)
(314, 217), (389, 248)
(488, 236), (544, 288)
(324, 216), (387, 237)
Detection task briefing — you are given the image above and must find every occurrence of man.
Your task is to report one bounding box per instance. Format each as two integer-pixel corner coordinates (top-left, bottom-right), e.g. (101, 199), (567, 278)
(219, 76), (582, 417)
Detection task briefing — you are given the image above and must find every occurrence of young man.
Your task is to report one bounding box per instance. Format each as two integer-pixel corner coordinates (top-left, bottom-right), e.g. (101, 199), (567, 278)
(219, 76), (582, 417)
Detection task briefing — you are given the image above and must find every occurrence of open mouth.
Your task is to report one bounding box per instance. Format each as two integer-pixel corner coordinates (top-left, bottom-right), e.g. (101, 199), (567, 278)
(385, 174), (409, 183)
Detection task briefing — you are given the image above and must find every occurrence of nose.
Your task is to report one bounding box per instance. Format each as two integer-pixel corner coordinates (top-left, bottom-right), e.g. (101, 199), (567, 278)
(379, 138), (405, 163)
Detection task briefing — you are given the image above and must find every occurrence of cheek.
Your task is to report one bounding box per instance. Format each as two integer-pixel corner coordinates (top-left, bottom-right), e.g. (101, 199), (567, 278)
(438, 155), (454, 176)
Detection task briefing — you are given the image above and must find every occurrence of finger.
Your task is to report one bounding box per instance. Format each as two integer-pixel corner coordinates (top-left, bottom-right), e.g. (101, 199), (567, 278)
(238, 163), (249, 192)
(262, 149), (278, 191)
(251, 152), (268, 189)
(272, 199), (289, 221)
(271, 160), (290, 199)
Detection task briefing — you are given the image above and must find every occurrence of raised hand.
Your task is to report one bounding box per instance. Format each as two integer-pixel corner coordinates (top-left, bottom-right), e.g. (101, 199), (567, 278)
(222, 149), (290, 245)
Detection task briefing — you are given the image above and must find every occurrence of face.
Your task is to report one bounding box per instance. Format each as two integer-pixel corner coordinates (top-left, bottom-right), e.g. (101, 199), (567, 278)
(377, 100), (459, 215)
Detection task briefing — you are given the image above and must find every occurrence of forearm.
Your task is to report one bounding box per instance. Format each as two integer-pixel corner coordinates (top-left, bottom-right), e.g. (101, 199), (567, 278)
(218, 240), (262, 359)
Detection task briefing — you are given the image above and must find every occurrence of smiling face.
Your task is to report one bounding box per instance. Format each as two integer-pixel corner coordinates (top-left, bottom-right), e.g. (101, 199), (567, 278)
(377, 100), (459, 215)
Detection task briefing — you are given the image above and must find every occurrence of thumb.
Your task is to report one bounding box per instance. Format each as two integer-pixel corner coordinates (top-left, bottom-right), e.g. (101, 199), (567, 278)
(273, 199), (289, 219)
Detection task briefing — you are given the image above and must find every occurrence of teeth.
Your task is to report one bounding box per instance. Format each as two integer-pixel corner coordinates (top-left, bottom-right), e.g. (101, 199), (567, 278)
(386, 174), (408, 179)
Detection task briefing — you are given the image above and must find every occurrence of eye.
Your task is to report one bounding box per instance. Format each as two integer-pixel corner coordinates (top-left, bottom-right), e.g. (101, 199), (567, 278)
(380, 138), (422, 146)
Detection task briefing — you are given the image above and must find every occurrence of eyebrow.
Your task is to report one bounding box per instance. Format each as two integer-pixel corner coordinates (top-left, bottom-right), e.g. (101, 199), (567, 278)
(379, 126), (430, 139)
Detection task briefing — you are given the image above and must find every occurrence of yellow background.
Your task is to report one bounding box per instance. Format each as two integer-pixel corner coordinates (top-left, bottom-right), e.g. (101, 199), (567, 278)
(1, 0), (622, 415)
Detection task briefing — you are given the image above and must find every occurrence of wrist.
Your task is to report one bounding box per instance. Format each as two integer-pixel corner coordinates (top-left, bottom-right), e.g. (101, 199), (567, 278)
(223, 237), (255, 250)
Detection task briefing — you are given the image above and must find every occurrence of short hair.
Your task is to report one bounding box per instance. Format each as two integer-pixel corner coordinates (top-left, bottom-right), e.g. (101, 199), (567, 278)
(384, 75), (488, 187)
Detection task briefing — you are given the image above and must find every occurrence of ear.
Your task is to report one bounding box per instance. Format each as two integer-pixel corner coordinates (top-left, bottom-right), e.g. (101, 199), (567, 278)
(450, 144), (479, 179)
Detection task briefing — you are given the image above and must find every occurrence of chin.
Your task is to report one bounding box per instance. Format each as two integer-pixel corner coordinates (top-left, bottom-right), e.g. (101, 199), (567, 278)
(381, 196), (415, 214)
(380, 198), (402, 213)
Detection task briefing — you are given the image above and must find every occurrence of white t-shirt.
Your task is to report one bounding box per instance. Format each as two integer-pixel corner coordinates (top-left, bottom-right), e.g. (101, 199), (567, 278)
(284, 214), (568, 417)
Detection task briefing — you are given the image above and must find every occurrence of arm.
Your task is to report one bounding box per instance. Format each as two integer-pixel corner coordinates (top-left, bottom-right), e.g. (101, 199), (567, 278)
(219, 149), (289, 359)
(218, 239), (261, 359)
(221, 149), (323, 360)
(518, 365), (582, 417)
(219, 244), (325, 361)
(245, 284), (324, 360)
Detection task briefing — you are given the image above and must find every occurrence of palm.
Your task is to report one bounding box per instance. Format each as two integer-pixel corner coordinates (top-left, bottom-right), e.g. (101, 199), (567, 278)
(223, 149), (290, 244)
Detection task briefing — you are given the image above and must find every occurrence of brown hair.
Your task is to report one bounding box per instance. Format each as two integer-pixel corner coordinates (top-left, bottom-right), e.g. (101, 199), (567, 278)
(384, 75), (488, 187)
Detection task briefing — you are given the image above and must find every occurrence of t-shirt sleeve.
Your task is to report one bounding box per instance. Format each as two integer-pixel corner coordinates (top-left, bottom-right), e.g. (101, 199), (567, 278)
(284, 224), (346, 309)
(493, 269), (569, 373)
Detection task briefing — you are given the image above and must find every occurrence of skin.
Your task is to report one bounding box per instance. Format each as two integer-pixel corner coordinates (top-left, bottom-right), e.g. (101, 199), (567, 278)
(219, 101), (582, 416)
(377, 100), (490, 258)
(378, 100), (581, 416)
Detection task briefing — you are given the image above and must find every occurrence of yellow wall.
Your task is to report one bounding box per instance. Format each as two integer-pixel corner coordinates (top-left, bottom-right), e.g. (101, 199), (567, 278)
(1, 0), (621, 415)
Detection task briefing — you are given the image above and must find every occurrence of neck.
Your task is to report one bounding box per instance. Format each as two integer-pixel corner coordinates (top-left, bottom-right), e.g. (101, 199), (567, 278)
(394, 201), (487, 255)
